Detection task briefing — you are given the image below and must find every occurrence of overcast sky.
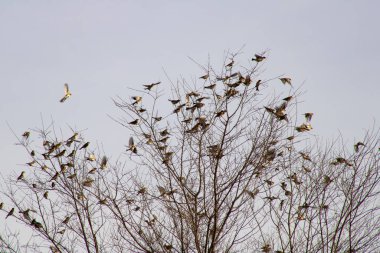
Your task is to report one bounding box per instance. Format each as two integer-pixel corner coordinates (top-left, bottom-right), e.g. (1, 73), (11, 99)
(0, 0), (379, 179)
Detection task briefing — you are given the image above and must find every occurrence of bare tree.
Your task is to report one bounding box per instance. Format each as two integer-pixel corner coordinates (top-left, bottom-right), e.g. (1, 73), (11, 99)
(1, 53), (379, 253)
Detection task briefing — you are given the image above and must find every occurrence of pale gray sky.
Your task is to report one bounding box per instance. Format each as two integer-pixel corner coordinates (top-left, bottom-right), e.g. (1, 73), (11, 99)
(1, 0), (379, 178)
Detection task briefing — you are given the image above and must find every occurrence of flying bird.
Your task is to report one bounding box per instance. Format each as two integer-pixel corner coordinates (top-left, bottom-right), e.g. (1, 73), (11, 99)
(279, 77), (292, 86)
(128, 137), (137, 154)
(132, 96), (142, 106)
(255, 80), (262, 91)
(143, 81), (160, 91)
(100, 156), (108, 169)
(354, 142), (365, 152)
(304, 113), (314, 122)
(60, 83), (72, 103)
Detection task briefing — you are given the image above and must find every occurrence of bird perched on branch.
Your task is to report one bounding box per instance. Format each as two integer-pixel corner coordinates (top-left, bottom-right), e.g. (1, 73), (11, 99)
(5, 208), (14, 219)
(252, 54), (266, 62)
(60, 83), (72, 103)
(17, 171), (25, 181)
(22, 131), (30, 139)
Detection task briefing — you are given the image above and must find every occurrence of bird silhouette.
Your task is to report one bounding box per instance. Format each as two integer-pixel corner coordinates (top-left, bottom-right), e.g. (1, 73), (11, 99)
(168, 99), (181, 105)
(100, 156), (108, 169)
(204, 83), (216, 89)
(128, 137), (137, 154)
(354, 142), (365, 152)
(255, 80), (262, 91)
(304, 113), (314, 122)
(22, 131), (30, 139)
(279, 77), (292, 86)
(17, 171), (25, 181)
(143, 81), (160, 91)
(5, 208), (14, 219)
(252, 54), (266, 62)
(60, 83), (72, 103)
(152, 116), (162, 122)
(129, 119), (139, 125)
(225, 60), (234, 68)
(199, 74), (209, 80)
(132, 96), (142, 106)
(80, 142), (90, 150)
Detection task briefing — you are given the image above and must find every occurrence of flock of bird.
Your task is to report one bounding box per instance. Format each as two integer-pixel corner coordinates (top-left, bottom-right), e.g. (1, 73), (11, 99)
(0, 54), (372, 253)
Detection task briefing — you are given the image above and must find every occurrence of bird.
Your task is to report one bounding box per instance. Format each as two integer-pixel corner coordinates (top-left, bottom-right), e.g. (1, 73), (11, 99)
(0, 202), (3, 209)
(66, 132), (79, 146)
(128, 119), (139, 125)
(215, 110), (226, 117)
(53, 149), (66, 158)
(31, 219), (43, 229)
(132, 96), (142, 106)
(5, 208), (14, 219)
(354, 142), (365, 152)
(80, 142), (90, 150)
(255, 80), (262, 91)
(243, 75), (252, 85)
(160, 129), (170, 136)
(244, 189), (259, 199)
(43, 191), (49, 199)
(26, 160), (36, 166)
(62, 216), (71, 224)
(67, 150), (76, 158)
(323, 175), (333, 185)
(128, 137), (137, 154)
(143, 81), (160, 91)
(152, 116), (162, 122)
(187, 91), (200, 97)
(304, 113), (314, 122)
(282, 96), (293, 102)
(19, 209), (32, 221)
(204, 83), (216, 89)
(225, 60), (234, 68)
(100, 156), (108, 169)
(199, 73), (209, 80)
(60, 83), (72, 103)
(22, 131), (30, 139)
(67, 173), (76, 180)
(51, 172), (59, 181)
(168, 99), (181, 105)
(86, 154), (96, 161)
(295, 123), (312, 132)
(252, 54), (266, 62)
(299, 152), (312, 161)
(30, 150), (35, 156)
(279, 77), (292, 86)
(83, 178), (94, 187)
(17, 171), (25, 181)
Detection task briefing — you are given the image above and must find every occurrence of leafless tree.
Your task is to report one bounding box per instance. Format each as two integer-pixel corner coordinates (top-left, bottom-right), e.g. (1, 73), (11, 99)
(1, 53), (379, 253)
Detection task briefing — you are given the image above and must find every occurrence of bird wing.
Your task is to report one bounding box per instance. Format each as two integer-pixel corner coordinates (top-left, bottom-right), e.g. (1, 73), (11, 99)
(64, 83), (69, 95)
(129, 137), (134, 147)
